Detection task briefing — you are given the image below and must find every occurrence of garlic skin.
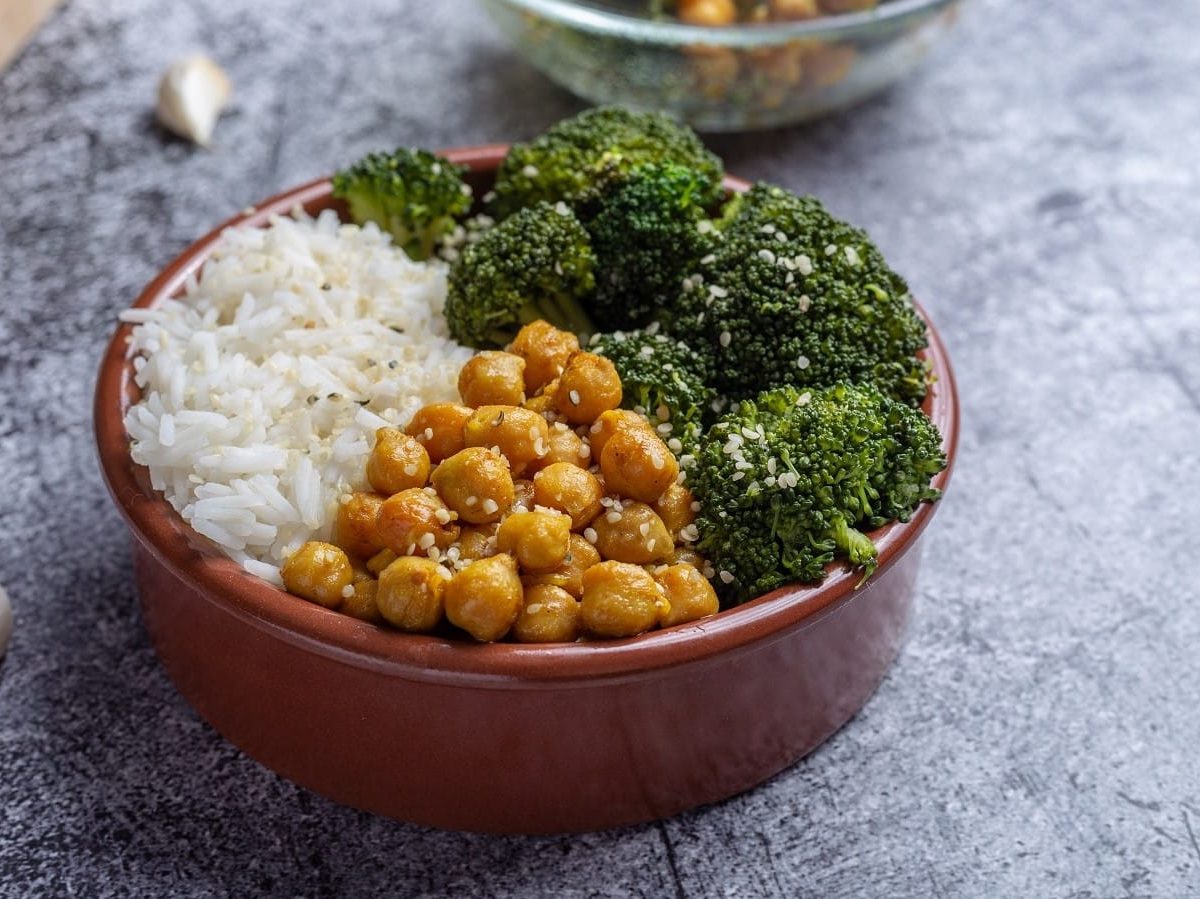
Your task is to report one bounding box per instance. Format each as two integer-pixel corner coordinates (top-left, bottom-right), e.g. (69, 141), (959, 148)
(0, 584), (11, 659)
(156, 55), (231, 146)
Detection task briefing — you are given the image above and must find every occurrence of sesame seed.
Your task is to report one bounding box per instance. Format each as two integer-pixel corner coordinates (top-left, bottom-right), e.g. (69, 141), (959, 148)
(646, 321), (662, 335)
(798, 294), (812, 312)
(700, 254), (716, 265)
(646, 539), (657, 552)
(719, 570), (735, 585)
(554, 201), (570, 215)
(341, 584), (355, 599)
(719, 331), (732, 348)
(578, 444), (591, 458)
(845, 246), (861, 266)
(638, 522), (651, 537)
(690, 500), (701, 511)
(657, 423), (673, 435)
(732, 471), (745, 481)
(758, 249), (776, 263)
(668, 438), (683, 453)
(423, 427), (434, 441)
(568, 389), (581, 406)
(523, 164), (540, 177)
(708, 284), (729, 298)
(680, 524), (699, 543)
(640, 346), (655, 357)
(697, 220), (715, 234)
(465, 495), (478, 506)
(825, 244), (838, 256)
(761, 224), (776, 234)
(774, 231), (788, 243)
(767, 458), (777, 475)
(652, 454), (665, 471)
(482, 498), (499, 515)
(418, 533), (436, 550)
(796, 391), (812, 406)
(526, 603), (544, 615)
(797, 355), (810, 370)
(434, 508), (452, 524)
(584, 527), (598, 543)
(427, 546), (442, 562)
(534, 437), (547, 456)
(589, 421), (603, 434)
(606, 511), (622, 524)
(795, 255), (813, 276)
(404, 463), (419, 477)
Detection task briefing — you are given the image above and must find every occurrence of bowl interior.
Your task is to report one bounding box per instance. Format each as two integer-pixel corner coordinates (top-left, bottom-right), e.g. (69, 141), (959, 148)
(94, 146), (958, 684)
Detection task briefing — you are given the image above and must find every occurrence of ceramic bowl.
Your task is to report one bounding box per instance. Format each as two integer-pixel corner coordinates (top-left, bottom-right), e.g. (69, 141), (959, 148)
(94, 146), (958, 833)
(480, 0), (963, 131)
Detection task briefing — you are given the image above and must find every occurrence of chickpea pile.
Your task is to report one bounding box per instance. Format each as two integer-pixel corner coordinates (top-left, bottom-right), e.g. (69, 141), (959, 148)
(280, 320), (720, 643)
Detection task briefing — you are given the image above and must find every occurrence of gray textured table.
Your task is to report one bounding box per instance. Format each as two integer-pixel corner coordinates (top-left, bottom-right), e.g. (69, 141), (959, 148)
(2, 0), (1199, 895)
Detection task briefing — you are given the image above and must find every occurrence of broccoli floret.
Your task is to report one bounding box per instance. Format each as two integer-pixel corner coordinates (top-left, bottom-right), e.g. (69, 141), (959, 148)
(590, 329), (715, 453)
(690, 383), (945, 602)
(586, 164), (719, 331)
(672, 184), (930, 405)
(332, 148), (472, 261)
(445, 202), (596, 348)
(490, 106), (724, 220)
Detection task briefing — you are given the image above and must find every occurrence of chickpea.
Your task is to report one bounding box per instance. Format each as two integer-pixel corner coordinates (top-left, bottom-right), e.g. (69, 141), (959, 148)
(523, 387), (556, 417)
(655, 563), (720, 627)
(333, 492), (386, 559)
(600, 426), (680, 504)
(366, 428), (431, 496)
(769, 0), (819, 19)
(591, 501), (673, 565)
(458, 351), (526, 407)
(677, 0), (736, 26)
(405, 403), (472, 464)
(496, 509), (571, 571)
(525, 422), (588, 474)
(588, 409), (653, 461)
(580, 561), (666, 638)
(533, 463), (603, 530)
(513, 584), (581, 643)
(377, 556), (449, 632)
(554, 352), (622, 425)
(366, 548), (398, 576)
(341, 577), (384, 624)
(376, 488), (460, 555)
(670, 546), (707, 569)
(462, 405), (550, 473)
(431, 447), (514, 525)
(654, 483), (698, 539)
(456, 523), (498, 561)
(522, 533), (600, 598)
(510, 321), (580, 395)
(444, 553), (524, 642)
(281, 541), (353, 609)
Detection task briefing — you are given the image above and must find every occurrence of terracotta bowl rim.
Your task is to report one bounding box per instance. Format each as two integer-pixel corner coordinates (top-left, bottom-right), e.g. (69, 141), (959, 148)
(93, 144), (959, 686)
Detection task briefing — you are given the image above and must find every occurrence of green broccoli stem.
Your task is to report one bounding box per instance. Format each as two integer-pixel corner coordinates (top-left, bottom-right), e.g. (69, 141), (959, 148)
(830, 514), (878, 586)
(527, 294), (596, 341)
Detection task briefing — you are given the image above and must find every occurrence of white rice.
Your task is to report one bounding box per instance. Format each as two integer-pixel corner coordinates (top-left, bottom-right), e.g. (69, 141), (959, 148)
(121, 209), (472, 584)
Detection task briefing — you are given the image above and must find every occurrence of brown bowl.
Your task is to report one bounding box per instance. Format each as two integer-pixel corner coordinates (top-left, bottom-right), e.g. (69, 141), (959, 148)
(94, 147), (958, 834)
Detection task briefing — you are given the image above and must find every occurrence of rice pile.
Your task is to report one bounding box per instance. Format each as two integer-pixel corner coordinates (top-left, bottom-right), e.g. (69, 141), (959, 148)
(121, 209), (473, 584)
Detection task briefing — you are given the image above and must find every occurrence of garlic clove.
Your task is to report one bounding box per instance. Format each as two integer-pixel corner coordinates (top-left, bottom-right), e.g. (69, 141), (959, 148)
(156, 55), (231, 147)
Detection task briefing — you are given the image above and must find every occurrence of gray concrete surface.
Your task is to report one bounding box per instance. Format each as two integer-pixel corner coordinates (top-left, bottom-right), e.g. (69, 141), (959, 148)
(2, 0), (1199, 895)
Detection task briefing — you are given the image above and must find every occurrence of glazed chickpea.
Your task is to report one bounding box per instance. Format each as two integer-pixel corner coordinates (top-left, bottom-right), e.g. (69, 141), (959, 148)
(554, 352), (622, 425)
(533, 463), (603, 530)
(769, 0), (819, 19)
(513, 584), (581, 643)
(444, 553), (524, 642)
(653, 483), (698, 539)
(591, 501), (673, 565)
(333, 492), (386, 559)
(600, 426), (679, 504)
(526, 422), (589, 474)
(431, 447), (514, 525)
(462, 405), (550, 473)
(655, 563), (720, 627)
(456, 523), (498, 561)
(340, 577), (384, 624)
(458, 351), (526, 407)
(496, 509), (571, 571)
(367, 428), (431, 496)
(580, 561), (666, 638)
(588, 409), (653, 461)
(405, 403), (472, 464)
(366, 547), (398, 576)
(670, 546), (707, 569)
(377, 556), (449, 632)
(522, 533), (600, 598)
(677, 0), (736, 26)
(510, 321), (580, 394)
(281, 541), (353, 609)
(376, 488), (460, 555)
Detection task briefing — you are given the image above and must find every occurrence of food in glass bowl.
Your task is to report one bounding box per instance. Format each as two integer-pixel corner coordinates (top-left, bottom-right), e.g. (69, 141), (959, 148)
(119, 107), (946, 645)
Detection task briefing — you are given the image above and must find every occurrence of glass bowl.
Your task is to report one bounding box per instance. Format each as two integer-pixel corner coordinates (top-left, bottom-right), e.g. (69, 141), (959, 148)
(480, 0), (962, 131)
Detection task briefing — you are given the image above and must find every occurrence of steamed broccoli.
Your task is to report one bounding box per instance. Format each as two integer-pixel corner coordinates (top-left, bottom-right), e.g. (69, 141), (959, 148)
(332, 148), (472, 261)
(590, 329), (715, 452)
(489, 106), (724, 220)
(690, 383), (945, 602)
(585, 164), (719, 331)
(671, 183), (930, 405)
(445, 202), (596, 348)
